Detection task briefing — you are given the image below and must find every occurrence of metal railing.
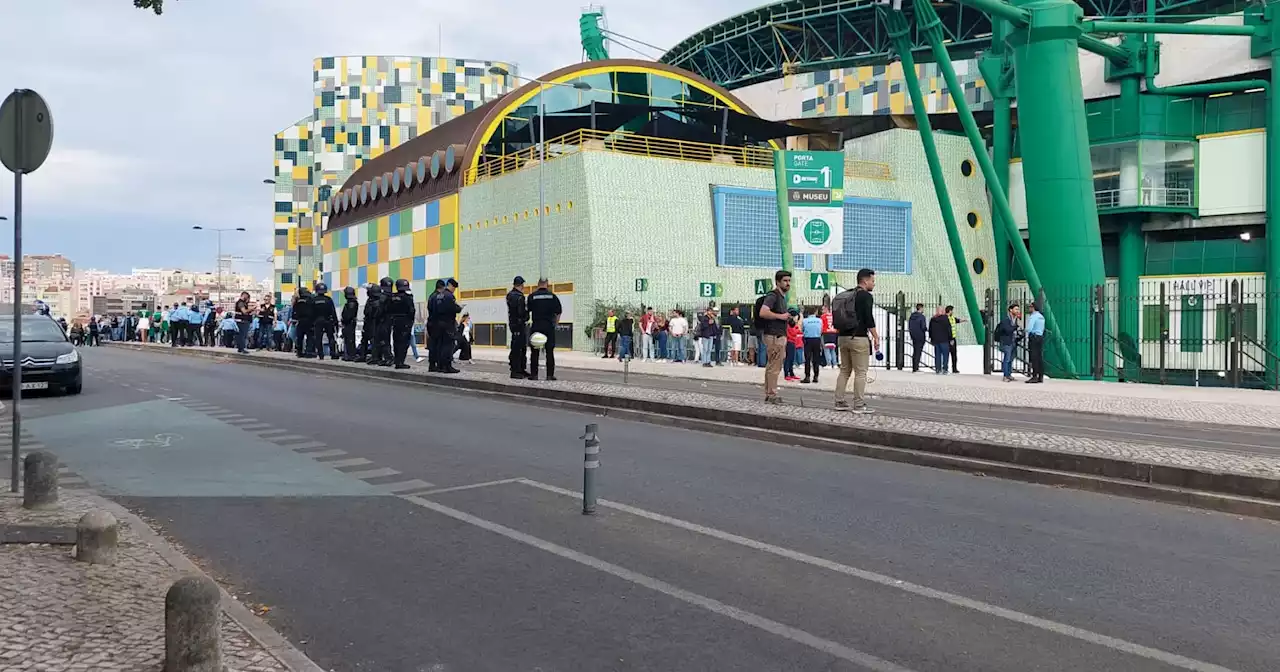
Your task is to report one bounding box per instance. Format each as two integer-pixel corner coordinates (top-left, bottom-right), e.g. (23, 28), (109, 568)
(465, 128), (894, 185)
(1095, 187), (1193, 209)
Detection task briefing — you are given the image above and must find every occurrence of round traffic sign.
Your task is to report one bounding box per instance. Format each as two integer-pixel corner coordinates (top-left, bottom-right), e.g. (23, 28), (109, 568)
(0, 89), (54, 174)
(803, 217), (831, 246)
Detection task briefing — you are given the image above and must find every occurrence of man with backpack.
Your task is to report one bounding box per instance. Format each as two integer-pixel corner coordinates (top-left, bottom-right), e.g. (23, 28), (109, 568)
(831, 268), (878, 413)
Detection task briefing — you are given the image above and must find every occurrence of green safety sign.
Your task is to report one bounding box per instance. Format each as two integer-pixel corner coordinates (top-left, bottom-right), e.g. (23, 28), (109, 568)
(634, 278), (648, 292)
(698, 282), (722, 298)
(809, 273), (832, 291)
(775, 150), (845, 255)
(753, 278), (771, 295)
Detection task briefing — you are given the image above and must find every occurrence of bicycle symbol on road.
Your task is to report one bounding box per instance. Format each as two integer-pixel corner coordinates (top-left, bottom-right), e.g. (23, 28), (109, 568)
(110, 433), (183, 450)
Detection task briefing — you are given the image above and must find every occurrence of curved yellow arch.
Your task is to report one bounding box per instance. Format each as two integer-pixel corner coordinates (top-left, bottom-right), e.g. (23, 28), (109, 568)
(468, 64), (766, 179)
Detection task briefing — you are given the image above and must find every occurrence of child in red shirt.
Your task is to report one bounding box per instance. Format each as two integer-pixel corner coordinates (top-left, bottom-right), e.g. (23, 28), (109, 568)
(785, 315), (802, 381)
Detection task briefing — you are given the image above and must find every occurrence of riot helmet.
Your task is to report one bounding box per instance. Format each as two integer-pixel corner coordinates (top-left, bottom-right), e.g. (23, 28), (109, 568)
(394, 278), (410, 292)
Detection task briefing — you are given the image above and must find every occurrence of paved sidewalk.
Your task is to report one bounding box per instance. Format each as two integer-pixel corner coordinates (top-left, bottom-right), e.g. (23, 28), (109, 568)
(116, 342), (1280, 480)
(0, 492), (313, 672)
(469, 347), (1280, 429)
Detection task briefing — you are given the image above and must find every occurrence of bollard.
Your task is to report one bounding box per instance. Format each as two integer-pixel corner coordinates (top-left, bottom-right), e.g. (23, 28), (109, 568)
(582, 424), (600, 515)
(165, 575), (222, 672)
(75, 511), (119, 565)
(623, 357), (630, 385)
(22, 451), (58, 510)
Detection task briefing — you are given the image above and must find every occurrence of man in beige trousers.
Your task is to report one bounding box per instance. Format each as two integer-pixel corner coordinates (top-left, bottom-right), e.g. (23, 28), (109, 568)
(833, 268), (879, 413)
(757, 270), (792, 404)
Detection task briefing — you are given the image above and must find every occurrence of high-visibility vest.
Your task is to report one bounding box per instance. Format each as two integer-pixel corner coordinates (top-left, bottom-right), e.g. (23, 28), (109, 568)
(948, 314), (957, 337)
(606, 315), (617, 333)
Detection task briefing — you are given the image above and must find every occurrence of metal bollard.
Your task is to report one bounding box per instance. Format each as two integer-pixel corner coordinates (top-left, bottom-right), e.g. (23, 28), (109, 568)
(623, 357), (630, 385)
(165, 575), (222, 672)
(582, 423), (600, 515)
(22, 451), (58, 510)
(75, 510), (119, 565)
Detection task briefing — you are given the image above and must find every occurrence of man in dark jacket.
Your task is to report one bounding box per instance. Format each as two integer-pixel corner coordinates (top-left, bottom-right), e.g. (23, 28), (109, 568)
(506, 276), (529, 378)
(387, 279), (416, 369)
(340, 287), (359, 361)
(994, 303), (1022, 381)
(293, 287), (314, 358)
(359, 284), (380, 363)
(908, 303), (927, 372)
(431, 278), (462, 373)
(928, 306), (953, 375)
(310, 283), (339, 360)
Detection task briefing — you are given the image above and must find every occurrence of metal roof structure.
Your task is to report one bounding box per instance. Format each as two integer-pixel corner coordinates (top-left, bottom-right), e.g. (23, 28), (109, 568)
(660, 0), (1248, 89)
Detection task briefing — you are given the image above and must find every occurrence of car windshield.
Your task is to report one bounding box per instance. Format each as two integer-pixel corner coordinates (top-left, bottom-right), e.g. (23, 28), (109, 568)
(0, 317), (67, 343)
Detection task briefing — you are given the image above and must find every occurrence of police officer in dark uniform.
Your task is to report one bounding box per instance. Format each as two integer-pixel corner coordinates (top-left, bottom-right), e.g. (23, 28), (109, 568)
(506, 276), (529, 379)
(527, 277), (562, 381)
(373, 276), (395, 366)
(431, 278), (462, 373)
(424, 279), (444, 371)
(294, 286), (314, 358)
(310, 282), (339, 360)
(360, 284), (380, 363)
(340, 286), (359, 361)
(387, 279), (416, 369)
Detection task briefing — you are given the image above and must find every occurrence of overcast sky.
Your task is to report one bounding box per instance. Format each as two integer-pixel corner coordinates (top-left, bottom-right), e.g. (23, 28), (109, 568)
(0, 0), (753, 274)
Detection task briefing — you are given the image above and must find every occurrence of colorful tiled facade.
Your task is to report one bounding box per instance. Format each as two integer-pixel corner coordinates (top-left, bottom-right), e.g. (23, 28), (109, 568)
(320, 194), (459, 310)
(272, 55), (515, 302)
(796, 59), (991, 117)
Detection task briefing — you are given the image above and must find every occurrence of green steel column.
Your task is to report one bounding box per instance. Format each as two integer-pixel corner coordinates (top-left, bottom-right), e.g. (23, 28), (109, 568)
(883, 9), (986, 343)
(911, 0), (1077, 376)
(1269, 50), (1280, 387)
(1117, 75), (1144, 382)
(1008, 0), (1105, 376)
(773, 150), (795, 306)
(989, 19), (1014, 309)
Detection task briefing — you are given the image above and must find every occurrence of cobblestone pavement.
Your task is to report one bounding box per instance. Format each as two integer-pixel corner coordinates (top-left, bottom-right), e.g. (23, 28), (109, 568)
(128, 343), (1280, 479)
(0, 493), (292, 672)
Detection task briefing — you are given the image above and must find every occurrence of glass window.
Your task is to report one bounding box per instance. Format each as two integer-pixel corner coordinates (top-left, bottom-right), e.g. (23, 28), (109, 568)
(0, 317), (66, 343)
(650, 74), (687, 108)
(711, 186), (812, 270)
(1090, 141), (1139, 209)
(1139, 140), (1195, 207)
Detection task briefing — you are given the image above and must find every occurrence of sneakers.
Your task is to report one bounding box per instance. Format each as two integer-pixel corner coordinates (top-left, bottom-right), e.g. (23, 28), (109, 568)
(852, 405), (874, 414)
(800, 378), (810, 384)
(764, 395), (783, 405)
(415, 356), (426, 363)
(834, 401), (851, 412)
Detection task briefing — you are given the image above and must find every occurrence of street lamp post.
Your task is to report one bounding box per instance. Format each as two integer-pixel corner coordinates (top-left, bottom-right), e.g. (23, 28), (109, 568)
(487, 67), (590, 281)
(191, 226), (245, 302)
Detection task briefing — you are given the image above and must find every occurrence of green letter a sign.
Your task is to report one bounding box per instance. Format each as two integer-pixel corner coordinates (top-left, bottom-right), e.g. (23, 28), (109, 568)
(809, 273), (832, 291)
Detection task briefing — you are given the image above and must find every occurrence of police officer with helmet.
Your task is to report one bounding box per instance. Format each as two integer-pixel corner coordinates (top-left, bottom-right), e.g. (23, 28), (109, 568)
(430, 278), (462, 373)
(388, 279), (416, 369)
(360, 283), (380, 362)
(310, 282), (339, 360)
(506, 276), (529, 379)
(527, 277), (562, 381)
(340, 286), (359, 361)
(373, 277), (395, 366)
(294, 286), (314, 358)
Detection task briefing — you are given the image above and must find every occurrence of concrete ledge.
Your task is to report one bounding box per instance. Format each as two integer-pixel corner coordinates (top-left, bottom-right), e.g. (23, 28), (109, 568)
(108, 343), (1280, 516)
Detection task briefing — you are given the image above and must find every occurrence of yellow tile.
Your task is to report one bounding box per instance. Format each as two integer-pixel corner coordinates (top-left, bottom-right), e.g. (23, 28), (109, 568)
(431, 82), (442, 95)
(291, 165), (308, 180)
(340, 269), (350, 287)
(440, 194), (458, 225)
(890, 90), (905, 113)
(376, 216), (389, 241)
(426, 227), (441, 254)
(413, 229), (428, 256)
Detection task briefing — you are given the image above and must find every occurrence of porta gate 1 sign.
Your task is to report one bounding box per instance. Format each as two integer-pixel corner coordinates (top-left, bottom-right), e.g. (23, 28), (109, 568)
(776, 150), (844, 255)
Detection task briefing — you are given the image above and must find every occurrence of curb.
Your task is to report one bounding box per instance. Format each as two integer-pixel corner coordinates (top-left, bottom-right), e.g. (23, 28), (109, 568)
(87, 495), (326, 672)
(107, 343), (1280, 518)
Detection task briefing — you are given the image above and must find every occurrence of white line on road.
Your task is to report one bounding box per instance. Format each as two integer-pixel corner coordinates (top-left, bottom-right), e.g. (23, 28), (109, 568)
(515, 479), (1237, 672)
(346, 467), (400, 480)
(402, 494), (915, 672)
(407, 478), (523, 496)
(253, 428), (289, 436)
(266, 435), (308, 443)
(380, 479), (436, 493)
(300, 449), (346, 459)
(323, 458), (374, 469)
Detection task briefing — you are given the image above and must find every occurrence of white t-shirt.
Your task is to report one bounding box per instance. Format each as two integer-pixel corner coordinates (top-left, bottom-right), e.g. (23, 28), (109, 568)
(137, 317), (150, 331)
(669, 316), (688, 337)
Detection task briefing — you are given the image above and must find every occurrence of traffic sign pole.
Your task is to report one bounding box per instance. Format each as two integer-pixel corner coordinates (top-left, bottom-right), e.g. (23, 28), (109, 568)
(10, 169), (21, 493)
(773, 151), (794, 306)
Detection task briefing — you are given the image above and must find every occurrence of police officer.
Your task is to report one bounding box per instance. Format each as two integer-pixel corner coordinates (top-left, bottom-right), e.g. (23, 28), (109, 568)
(431, 278), (462, 373)
(311, 282), (339, 360)
(527, 277), (562, 381)
(171, 302), (189, 347)
(425, 279), (445, 371)
(506, 276), (529, 379)
(340, 286), (359, 361)
(360, 284), (381, 363)
(388, 279), (416, 369)
(373, 277), (395, 366)
(294, 286), (314, 358)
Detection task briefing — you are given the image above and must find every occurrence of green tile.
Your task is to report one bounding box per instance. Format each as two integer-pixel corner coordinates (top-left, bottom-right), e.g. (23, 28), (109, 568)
(440, 223), (455, 251)
(389, 260), (401, 279)
(348, 246), (358, 268)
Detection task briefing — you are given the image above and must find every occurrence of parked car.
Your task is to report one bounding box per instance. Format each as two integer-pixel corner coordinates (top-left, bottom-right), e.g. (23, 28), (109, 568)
(0, 314), (82, 395)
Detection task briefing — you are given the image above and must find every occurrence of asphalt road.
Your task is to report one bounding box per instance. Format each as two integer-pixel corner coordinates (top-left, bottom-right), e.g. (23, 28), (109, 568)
(14, 346), (1280, 671)
(457, 355), (1280, 459)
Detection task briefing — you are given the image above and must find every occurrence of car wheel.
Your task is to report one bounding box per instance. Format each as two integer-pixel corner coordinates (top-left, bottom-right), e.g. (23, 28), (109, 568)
(64, 383), (82, 395)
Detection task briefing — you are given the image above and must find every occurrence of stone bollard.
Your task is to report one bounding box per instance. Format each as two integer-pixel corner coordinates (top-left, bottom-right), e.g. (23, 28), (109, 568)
(75, 511), (119, 565)
(165, 575), (222, 672)
(22, 451), (58, 510)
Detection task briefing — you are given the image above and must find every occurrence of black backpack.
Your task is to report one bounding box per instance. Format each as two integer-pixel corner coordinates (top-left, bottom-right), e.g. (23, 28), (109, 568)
(831, 289), (861, 332)
(752, 294), (769, 326)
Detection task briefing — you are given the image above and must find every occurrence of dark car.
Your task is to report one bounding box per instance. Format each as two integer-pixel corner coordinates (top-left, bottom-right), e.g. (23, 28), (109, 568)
(0, 314), (82, 395)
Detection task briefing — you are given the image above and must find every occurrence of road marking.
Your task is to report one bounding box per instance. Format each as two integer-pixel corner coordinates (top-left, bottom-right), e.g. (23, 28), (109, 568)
(223, 418), (261, 426)
(206, 412), (244, 420)
(284, 440), (328, 452)
(515, 479), (1236, 672)
(402, 494), (914, 672)
(253, 428), (289, 436)
(324, 458), (374, 469)
(407, 478), (523, 496)
(301, 449), (347, 459)
(346, 467), (400, 480)
(380, 479), (436, 493)
(266, 434), (308, 443)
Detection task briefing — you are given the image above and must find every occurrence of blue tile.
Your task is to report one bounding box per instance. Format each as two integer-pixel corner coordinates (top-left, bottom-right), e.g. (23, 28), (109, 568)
(356, 266), (367, 286)
(412, 255), (426, 280)
(426, 200), (440, 228)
